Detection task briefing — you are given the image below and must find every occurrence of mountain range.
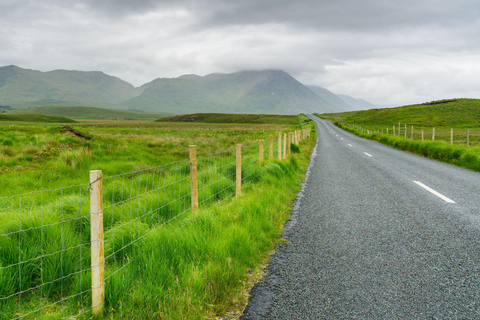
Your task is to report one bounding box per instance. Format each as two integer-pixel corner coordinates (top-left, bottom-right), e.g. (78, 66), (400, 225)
(0, 65), (377, 115)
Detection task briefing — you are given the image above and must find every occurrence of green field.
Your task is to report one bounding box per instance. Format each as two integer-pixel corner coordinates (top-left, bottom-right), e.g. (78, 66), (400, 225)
(157, 113), (301, 125)
(0, 113), (76, 123)
(0, 114), (315, 319)
(318, 98), (480, 172)
(322, 98), (480, 128)
(7, 106), (169, 120)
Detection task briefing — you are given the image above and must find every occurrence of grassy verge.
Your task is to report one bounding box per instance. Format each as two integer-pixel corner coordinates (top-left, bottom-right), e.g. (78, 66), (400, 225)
(105, 144), (314, 319)
(326, 120), (480, 173)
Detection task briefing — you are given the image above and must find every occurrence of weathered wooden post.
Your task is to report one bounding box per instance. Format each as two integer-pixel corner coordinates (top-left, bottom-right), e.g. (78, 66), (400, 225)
(467, 129), (470, 147)
(432, 127), (435, 141)
(90, 170), (105, 316)
(393, 125), (395, 136)
(451, 129), (453, 145)
(288, 132), (291, 155)
(411, 126), (413, 140)
(283, 133), (287, 159)
(189, 145), (198, 213)
(269, 135), (273, 159)
(259, 140), (264, 166)
(422, 129), (424, 141)
(236, 144), (242, 198)
(278, 133), (282, 160)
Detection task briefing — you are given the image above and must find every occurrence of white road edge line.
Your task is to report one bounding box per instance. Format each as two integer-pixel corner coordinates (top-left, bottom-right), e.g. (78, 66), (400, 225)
(363, 152), (373, 157)
(413, 181), (456, 204)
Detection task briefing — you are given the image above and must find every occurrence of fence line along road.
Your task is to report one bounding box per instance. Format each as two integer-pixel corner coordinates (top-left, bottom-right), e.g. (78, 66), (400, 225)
(338, 119), (477, 147)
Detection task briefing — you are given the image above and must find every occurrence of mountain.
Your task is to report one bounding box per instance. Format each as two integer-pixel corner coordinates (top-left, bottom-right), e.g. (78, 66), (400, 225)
(0, 65), (373, 115)
(121, 70), (338, 114)
(0, 65), (136, 108)
(336, 94), (377, 110)
(307, 86), (354, 112)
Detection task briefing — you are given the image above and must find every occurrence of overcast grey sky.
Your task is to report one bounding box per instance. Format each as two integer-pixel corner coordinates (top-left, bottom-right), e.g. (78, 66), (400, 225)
(1, 0), (480, 106)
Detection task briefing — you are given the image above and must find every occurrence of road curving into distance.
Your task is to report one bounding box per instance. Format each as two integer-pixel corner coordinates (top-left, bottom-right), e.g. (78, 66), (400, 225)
(242, 114), (480, 319)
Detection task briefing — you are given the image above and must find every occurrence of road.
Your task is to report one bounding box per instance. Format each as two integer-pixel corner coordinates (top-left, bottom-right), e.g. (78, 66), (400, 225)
(242, 115), (480, 319)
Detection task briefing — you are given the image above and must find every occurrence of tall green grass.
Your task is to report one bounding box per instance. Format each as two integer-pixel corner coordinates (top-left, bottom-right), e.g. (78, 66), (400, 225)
(0, 117), (316, 319)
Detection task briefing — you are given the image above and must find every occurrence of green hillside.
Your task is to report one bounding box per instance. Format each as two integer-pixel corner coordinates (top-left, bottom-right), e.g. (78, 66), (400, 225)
(0, 65), (136, 108)
(0, 114), (76, 123)
(7, 105), (169, 120)
(322, 98), (480, 128)
(156, 113), (299, 125)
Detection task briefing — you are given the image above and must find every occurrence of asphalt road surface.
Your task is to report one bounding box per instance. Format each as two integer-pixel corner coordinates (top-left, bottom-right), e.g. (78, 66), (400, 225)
(242, 115), (480, 319)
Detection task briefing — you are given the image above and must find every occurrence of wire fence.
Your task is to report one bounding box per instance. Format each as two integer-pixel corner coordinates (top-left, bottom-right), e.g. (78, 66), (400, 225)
(0, 184), (91, 319)
(0, 130), (310, 319)
(342, 120), (479, 148)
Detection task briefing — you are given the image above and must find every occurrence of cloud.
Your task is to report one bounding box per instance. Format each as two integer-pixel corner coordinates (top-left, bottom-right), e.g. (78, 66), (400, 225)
(1, 0), (480, 105)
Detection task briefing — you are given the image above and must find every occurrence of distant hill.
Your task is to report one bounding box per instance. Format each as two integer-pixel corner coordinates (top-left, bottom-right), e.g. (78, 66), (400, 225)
(123, 70), (338, 114)
(0, 65), (136, 108)
(157, 113), (298, 124)
(7, 106), (169, 120)
(322, 98), (480, 128)
(0, 114), (76, 123)
(0, 65), (374, 115)
(336, 94), (378, 110)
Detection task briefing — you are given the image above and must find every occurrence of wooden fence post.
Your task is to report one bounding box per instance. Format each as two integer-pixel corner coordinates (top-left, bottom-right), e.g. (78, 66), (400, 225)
(259, 140), (264, 166)
(467, 129), (470, 147)
(189, 145), (198, 213)
(422, 129), (424, 141)
(404, 124), (407, 138)
(269, 135), (273, 159)
(451, 129), (453, 145)
(411, 126), (413, 140)
(288, 132), (291, 155)
(393, 125), (395, 136)
(90, 170), (105, 316)
(278, 133), (282, 160)
(236, 144), (242, 198)
(283, 133), (287, 159)
(432, 127), (435, 141)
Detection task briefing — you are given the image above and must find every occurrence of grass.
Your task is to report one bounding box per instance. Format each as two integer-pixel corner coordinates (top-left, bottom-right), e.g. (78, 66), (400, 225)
(7, 106), (169, 121)
(321, 98), (480, 128)
(156, 113), (300, 125)
(0, 115), (316, 319)
(0, 114), (76, 123)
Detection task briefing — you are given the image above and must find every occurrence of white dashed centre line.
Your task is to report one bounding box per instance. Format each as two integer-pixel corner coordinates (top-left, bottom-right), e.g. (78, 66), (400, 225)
(413, 181), (456, 203)
(341, 138), (344, 140)
(364, 152), (373, 157)
(348, 144), (353, 147)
